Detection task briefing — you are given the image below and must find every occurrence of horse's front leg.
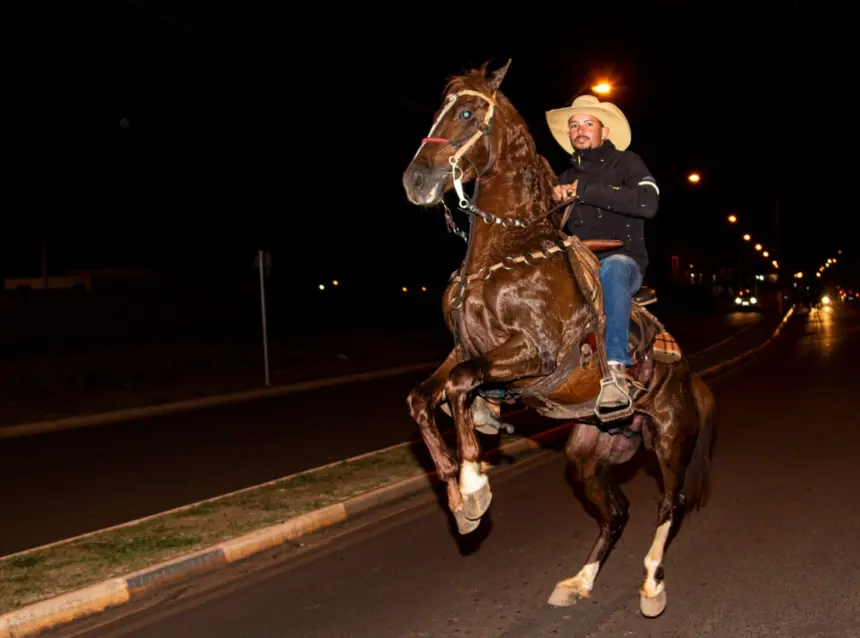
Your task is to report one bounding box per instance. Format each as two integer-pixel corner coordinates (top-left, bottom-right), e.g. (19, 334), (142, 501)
(446, 334), (553, 532)
(406, 349), (463, 520)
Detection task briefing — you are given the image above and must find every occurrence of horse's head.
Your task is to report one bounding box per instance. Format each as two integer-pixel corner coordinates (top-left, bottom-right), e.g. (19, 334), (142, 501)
(402, 59), (513, 208)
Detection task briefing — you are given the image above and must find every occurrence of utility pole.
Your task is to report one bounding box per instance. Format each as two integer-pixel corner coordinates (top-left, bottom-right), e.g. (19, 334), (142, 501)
(255, 249), (272, 386)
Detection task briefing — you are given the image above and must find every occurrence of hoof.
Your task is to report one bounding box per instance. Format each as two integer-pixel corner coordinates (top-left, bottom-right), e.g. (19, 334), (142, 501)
(460, 482), (492, 521)
(547, 583), (589, 607)
(453, 509), (481, 535)
(640, 589), (667, 618)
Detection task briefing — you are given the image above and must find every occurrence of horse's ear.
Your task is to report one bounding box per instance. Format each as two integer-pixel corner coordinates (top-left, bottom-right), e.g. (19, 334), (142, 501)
(488, 59), (512, 91)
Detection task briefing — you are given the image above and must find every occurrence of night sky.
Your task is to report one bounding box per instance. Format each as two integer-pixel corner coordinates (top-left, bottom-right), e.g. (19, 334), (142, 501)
(5, 1), (851, 289)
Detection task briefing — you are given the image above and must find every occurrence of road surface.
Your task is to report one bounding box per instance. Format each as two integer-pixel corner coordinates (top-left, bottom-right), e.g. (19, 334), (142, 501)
(2, 311), (769, 556)
(59, 305), (859, 637)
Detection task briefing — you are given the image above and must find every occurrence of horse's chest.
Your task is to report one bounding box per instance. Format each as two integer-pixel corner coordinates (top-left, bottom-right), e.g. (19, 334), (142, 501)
(458, 302), (505, 355)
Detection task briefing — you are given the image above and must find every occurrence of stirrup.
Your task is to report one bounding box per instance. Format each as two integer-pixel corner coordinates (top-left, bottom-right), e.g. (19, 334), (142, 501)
(594, 375), (635, 423)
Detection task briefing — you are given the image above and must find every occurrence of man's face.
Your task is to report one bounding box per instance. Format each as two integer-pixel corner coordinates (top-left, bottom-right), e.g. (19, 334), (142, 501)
(568, 113), (608, 150)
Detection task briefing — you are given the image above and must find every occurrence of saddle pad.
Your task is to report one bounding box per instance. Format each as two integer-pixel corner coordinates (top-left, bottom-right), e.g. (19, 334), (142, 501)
(653, 329), (682, 363)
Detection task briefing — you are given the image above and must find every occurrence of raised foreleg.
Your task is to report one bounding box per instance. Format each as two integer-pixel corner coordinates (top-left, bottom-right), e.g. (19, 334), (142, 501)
(406, 349), (465, 522)
(444, 334), (554, 532)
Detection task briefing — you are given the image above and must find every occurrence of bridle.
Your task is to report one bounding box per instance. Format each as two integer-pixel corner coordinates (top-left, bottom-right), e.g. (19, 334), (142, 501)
(417, 88), (498, 211)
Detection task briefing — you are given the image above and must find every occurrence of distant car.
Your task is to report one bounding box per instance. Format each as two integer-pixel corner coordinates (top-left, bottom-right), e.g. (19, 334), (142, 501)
(733, 289), (760, 311)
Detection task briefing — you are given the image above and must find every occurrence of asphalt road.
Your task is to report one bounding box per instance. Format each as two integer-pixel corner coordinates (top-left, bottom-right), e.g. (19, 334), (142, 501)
(57, 305), (859, 638)
(2, 311), (768, 556)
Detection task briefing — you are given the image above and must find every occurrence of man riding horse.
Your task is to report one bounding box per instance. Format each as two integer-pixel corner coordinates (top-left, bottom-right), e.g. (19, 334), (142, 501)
(546, 94), (660, 418)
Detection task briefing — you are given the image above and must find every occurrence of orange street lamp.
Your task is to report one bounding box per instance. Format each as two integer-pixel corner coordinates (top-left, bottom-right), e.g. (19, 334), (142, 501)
(755, 243), (763, 251)
(743, 234), (751, 241)
(763, 251), (769, 258)
(728, 214), (738, 223)
(591, 82), (611, 94)
(688, 172), (701, 183)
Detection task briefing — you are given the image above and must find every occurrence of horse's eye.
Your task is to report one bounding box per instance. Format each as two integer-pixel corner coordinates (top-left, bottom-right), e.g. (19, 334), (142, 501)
(461, 110), (472, 119)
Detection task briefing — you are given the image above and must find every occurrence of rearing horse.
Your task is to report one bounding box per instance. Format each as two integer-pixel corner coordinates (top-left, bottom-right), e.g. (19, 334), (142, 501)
(401, 60), (715, 618)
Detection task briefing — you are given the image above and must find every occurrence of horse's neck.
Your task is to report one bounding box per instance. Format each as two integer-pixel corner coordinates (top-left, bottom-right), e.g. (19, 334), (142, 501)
(463, 165), (553, 274)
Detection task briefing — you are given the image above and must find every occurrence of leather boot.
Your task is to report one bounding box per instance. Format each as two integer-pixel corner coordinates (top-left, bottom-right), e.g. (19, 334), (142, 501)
(596, 362), (633, 420)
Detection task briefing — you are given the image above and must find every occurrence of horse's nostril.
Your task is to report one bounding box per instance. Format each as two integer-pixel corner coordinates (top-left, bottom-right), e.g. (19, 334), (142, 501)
(410, 167), (424, 190)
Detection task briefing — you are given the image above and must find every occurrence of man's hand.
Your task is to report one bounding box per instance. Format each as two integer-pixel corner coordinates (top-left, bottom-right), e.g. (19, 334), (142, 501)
(552, 181), (578, 202)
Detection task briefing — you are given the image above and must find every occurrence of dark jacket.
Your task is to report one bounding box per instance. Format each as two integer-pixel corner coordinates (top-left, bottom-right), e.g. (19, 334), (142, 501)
(558, 140), (659, 274)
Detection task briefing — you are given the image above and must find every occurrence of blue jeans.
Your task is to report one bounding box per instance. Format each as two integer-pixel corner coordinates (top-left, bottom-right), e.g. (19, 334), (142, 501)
(599, 254), (643, 367)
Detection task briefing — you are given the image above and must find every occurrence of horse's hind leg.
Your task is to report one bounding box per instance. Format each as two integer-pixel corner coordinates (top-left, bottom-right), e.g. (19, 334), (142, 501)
(549, 424), (631, 606)
(406, 349), (474, 531)
(445, 334), (551, 529)
(640, 371), (715, 618)
(639, 449), (681, 618)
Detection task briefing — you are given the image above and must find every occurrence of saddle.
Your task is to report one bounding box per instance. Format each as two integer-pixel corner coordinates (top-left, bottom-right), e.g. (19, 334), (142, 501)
(502, 232), (682, 430)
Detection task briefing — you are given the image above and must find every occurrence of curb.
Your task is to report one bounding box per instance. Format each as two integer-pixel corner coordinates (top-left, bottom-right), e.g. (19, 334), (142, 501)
(0, 306), (797, 636)
(0, 361), (439, 440)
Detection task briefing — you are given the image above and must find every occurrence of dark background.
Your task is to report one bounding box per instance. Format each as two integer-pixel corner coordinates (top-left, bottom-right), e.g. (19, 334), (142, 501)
(2, 1), (854, 354)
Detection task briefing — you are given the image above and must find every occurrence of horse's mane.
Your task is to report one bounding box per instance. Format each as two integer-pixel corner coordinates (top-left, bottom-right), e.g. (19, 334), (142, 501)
(442, 64), (558, 211)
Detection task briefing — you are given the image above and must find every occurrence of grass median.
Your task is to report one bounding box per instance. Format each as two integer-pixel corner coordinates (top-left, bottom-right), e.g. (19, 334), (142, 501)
(0, 441), (458, 614)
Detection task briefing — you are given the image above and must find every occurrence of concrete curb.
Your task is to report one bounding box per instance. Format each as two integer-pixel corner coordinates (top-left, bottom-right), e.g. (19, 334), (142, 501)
(0, 361), (440, 440)
(0, 306), (798, 636)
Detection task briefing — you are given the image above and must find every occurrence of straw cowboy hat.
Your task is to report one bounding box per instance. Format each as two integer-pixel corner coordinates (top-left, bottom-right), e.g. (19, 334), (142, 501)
(545, 94), (631, 153)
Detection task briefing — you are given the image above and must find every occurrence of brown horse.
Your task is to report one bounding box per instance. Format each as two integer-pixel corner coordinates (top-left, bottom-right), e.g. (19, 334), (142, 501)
(401, 60), (715, 618)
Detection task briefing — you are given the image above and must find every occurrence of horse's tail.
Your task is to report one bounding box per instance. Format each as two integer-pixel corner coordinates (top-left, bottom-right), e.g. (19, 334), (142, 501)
(682, 373), (716, 512)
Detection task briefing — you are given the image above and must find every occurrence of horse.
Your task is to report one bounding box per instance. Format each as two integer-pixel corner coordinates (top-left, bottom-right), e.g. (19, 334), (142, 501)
(401, 59), (715, 619)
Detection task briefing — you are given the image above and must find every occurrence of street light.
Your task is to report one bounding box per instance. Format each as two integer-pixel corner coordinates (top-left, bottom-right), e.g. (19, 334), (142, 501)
(728, 214), (738, 223)
(743, 234), (751, 241)
(688, 173), (701, 183)
(755, 243), (763, 251)
(591, 82), (611, 94)
(763, 251), (770, 258)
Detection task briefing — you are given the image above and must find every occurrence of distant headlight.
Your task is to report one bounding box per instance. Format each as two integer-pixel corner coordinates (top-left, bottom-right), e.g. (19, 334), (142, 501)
(750, 297), (757, 304)
(735, 297), (742, 304)
(821, 295), (831, 305)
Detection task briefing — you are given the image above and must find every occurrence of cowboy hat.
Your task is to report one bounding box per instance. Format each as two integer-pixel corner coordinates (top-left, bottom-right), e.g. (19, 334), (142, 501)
(545, 94), (631, 153)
